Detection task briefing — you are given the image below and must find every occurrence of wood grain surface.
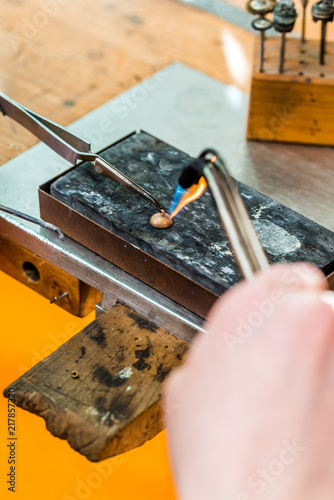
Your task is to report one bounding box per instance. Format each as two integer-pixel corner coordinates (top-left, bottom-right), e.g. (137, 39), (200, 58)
(0, 0), (254, 165)
(3, 0), (334, 232)
(3, 303), (189, 461)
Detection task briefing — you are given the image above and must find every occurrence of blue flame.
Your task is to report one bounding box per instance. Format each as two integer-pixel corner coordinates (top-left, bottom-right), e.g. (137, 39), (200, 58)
(169, 184), (186, 214)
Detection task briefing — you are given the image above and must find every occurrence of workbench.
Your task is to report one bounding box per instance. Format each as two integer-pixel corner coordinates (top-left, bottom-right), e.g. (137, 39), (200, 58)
(2, 1), (334, 499)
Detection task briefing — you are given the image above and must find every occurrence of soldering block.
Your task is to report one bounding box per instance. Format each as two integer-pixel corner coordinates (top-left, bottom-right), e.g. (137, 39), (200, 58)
(40, 131), (334, 317)
(247, 37), (334, 146)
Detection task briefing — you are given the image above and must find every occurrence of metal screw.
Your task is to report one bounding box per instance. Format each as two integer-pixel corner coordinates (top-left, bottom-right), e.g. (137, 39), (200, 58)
(50, 291), (69, 304)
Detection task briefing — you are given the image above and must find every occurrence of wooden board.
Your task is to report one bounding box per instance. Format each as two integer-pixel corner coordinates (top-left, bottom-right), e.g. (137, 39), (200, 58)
(0, 235), (102, 317)
(247, 37), (334, 146)
(3, 303), (189, 461)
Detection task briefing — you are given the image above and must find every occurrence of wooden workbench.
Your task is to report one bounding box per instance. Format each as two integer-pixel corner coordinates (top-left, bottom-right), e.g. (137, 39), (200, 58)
(0, 0), (254, 166)
(2, 0), (334, 495)
(2, 0), (334, 234)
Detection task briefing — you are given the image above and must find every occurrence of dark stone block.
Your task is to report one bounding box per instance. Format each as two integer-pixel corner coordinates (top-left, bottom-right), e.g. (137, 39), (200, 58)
(50, 131), (334, 295)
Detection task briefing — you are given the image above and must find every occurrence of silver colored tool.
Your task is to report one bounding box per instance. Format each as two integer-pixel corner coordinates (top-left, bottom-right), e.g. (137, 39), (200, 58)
(0, 92), (163, 211)
(251, 17), (273, 73)
(301, 0), (309, 42)
(311, 0), (334, 65)
(273, 0), (298, 74)
(0, 203), (64, 239)
(200, 150), (269, 280)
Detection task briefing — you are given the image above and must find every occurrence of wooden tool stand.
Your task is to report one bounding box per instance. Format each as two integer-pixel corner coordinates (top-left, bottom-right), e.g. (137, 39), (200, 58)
(247, 36), (334, 146)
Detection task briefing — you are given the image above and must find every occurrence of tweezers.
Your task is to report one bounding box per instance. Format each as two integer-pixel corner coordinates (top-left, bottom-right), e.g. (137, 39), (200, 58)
(200, 149), (269, 280)
(0, 92), (163, 211)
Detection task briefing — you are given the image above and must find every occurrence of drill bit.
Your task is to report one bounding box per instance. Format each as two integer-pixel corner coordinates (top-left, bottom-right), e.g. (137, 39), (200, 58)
(301, 0), (309, 42)
(279, 32), (287, 73)
(311, 0), (334, 65)
(251, 17), (273, 72)
(273, 0), (298, 73)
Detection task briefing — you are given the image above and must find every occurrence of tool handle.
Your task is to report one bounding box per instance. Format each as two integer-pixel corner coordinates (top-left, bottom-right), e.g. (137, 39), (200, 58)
(201, 151), (269, 280)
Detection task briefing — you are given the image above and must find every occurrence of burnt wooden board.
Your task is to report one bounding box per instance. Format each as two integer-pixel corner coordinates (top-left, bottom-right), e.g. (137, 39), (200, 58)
(49, 132), (334, 298)
(3, 304), (188, 461)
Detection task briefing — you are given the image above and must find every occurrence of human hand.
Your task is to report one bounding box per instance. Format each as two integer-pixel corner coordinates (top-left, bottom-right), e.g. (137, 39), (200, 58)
(164, 263), (334, 500)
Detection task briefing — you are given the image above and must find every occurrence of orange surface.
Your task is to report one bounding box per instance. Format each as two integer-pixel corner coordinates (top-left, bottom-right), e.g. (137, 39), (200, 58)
(0, 270), (175, 500)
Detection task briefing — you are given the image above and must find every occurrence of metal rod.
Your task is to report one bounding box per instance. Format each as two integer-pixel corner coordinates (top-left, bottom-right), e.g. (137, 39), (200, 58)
(260, 31), (265, 72)
(279, 32), (286, 73)
(0, 204), (64, 239)
(320, 21), (326, 65)
(251, 18), (273, 73)
(302, 5), (307, 42)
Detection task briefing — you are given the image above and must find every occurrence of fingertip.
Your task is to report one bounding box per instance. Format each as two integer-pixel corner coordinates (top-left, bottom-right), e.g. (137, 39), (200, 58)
(320, 291), (334, 313)
(262, 263), (327, 293)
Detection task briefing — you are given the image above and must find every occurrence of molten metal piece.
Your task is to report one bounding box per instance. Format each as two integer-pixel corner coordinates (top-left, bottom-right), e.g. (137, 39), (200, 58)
(150, 211), (173, 229)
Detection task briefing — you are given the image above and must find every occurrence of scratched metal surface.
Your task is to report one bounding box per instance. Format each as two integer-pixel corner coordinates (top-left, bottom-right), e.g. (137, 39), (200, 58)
(51, 132), (334, 294)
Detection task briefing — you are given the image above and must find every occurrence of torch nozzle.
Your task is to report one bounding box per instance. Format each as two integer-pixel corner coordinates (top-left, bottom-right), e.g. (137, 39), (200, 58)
(200, 149), (269, 280)
(168, 148), (268, 281)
